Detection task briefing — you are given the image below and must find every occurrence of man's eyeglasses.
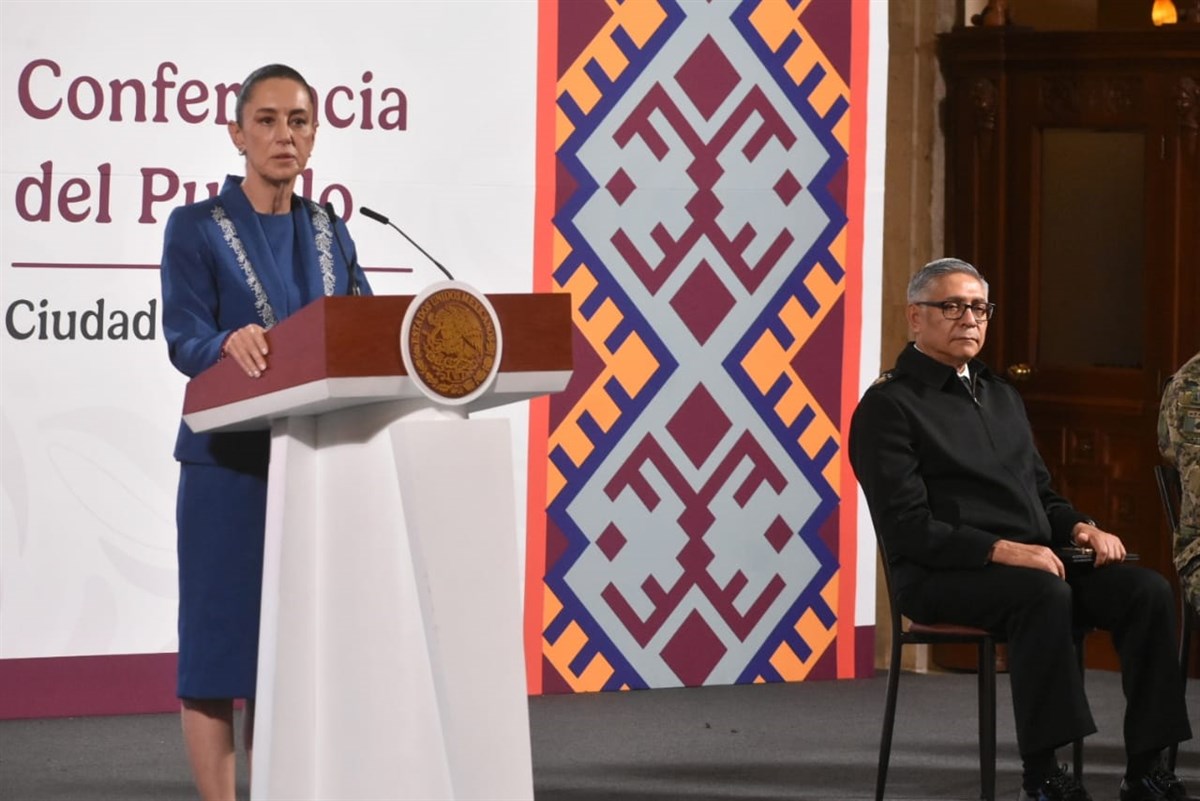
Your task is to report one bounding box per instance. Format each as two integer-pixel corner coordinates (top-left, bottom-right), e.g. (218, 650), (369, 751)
(913, 300), (997, 321)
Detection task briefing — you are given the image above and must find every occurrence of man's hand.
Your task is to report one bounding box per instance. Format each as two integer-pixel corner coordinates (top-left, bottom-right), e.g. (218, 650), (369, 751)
(1070, 522), (1127, 566)
(989, 540), (1066, 578)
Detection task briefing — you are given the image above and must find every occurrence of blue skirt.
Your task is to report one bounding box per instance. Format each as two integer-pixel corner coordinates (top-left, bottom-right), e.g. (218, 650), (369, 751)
(176, 462), (268, 699)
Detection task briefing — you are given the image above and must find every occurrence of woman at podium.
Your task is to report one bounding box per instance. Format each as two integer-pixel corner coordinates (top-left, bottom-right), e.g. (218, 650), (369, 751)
(159, 63), (370, 801)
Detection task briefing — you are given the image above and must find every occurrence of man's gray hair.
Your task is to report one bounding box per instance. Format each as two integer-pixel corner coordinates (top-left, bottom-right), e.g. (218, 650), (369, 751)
(906, 257), (990, 302)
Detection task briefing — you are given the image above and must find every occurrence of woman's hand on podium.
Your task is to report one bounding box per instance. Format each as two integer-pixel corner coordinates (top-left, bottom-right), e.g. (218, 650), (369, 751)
(221, 323), (270, 378)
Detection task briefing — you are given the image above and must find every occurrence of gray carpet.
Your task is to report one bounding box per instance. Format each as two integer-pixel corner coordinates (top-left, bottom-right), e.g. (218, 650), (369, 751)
(1, 670), (1197, 800)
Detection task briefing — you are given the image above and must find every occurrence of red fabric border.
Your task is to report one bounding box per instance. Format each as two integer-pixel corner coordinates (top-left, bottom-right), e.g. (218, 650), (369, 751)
(523, 0), (561, 696)
(0, 652), (178, 720)
(837, 0), (872, 679)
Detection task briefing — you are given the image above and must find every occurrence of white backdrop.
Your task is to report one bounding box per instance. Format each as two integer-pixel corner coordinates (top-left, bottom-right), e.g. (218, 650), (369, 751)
(0, 0), (538, 660)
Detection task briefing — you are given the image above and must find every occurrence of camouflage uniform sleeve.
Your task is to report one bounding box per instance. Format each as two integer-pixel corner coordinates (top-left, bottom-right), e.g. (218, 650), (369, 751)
(1158, 383), (1177, 465)
(1161, 353), (1200, 615)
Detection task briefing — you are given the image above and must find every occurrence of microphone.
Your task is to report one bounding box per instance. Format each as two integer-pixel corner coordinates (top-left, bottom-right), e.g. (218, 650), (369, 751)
(359, 206), (455, 281)
(324, 202), (362, 296)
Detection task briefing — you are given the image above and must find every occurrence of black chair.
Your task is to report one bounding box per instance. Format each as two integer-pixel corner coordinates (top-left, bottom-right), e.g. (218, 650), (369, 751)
(876, 541), (1087, 801)
(1153, 462), (1193, 773)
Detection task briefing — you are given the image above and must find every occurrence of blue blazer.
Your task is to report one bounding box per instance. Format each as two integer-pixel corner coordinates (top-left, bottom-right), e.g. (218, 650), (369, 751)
(161, 175), (371, 466)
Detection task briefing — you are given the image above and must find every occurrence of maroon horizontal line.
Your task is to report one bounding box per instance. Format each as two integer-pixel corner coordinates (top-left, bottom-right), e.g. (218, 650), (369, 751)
(12, 262), (159, 270)
(10, 262), (413, 273)
(0, 652), (178, 719)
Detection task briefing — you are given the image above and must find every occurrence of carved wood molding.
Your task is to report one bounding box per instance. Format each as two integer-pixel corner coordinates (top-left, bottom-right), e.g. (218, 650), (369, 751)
(969, 77), (997, 155)
(1038, 75), (1141, 124)
(1176, 75), (1199, 157)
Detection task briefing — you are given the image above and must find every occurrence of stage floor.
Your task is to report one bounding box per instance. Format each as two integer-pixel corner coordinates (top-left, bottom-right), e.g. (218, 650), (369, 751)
(1, 669), (1197, 800)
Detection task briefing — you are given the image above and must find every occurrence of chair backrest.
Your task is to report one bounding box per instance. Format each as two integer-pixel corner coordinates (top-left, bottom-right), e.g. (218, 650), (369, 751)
(1153, 463), (1194, 649)
(874, 532), (906, 639)
(1154, 463), (1183, 535)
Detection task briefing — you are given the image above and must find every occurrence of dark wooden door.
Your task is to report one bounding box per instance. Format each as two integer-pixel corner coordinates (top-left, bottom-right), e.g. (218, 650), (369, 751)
(939, 28), (1200, 672)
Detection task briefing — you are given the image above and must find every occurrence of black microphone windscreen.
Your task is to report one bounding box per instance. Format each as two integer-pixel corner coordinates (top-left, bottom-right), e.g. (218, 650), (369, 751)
(359, 206), (390, 225)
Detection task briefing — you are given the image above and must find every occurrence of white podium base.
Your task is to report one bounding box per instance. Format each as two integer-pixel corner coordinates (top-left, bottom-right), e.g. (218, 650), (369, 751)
(250, 400), (533, 800)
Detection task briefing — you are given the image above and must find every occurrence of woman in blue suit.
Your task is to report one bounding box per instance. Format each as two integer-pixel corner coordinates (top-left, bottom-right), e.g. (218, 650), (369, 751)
(160, 63), (369, 800)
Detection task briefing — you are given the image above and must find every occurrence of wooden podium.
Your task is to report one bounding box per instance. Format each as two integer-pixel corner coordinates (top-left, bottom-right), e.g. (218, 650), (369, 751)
(183, 287), (572, 801)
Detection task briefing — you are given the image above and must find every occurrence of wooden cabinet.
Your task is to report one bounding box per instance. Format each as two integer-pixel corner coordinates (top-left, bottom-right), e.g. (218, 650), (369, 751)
(937, 27), (1200, 671)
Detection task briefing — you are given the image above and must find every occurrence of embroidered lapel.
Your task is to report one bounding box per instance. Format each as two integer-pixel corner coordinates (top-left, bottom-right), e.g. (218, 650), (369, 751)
(298, 200), (337, 299)
(210, 197), (339, 328)
(211, 205), (278, 329)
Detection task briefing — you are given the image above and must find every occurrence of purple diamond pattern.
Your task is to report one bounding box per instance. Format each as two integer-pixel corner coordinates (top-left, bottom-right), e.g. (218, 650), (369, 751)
(606, 168), (637, 206)
(764, 516), (794, 554)
(773, 170), (802, 205)
(660, 609), (727, 686)
(596, 523), (627, 561)
(674, 35), (741, 121)
(669, 259), (735, 345)
(666, 383), (732, 469)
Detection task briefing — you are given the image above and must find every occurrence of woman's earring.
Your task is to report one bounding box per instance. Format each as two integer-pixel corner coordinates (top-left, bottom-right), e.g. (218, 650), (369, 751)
(237, 148), (246, 156)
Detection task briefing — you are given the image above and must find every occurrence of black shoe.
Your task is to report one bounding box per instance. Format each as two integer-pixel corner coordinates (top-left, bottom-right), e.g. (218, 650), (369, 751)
(1120, 765), (1194, 801)
(1020, 765), (1093, 801)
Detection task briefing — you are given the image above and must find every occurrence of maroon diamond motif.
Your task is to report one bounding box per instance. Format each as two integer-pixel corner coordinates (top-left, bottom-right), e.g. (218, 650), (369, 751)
(595, 523), (627, 561)
(676, 538), (715, 572)
(790, 299), (845, 428)
(674, 35), (741, 121)
(660, 609), (727, 686)
(669, 259), (735, 346)
(606, 168), (636, 206)
(764, 516), (794, 554)
(666, 383), (732, 469)
(774, 170), (802, 205)
(798, 0), (851, 84)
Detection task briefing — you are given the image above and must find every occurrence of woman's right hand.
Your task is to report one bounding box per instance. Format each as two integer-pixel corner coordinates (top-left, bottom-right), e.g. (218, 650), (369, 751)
(221, 324), (270, 378)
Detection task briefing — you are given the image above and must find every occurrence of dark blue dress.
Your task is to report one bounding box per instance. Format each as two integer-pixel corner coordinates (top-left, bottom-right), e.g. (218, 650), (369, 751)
(161, 176), (369, 699)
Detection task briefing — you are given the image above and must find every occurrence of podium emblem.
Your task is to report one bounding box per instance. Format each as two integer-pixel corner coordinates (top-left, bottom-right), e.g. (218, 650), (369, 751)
(401, 282), (502, 404)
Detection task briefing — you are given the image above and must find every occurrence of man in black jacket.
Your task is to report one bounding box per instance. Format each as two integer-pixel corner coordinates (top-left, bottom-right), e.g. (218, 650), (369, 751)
(849, 258), (1192, 801)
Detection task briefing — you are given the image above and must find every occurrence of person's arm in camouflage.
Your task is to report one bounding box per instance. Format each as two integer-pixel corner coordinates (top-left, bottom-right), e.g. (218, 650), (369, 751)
(1159, 352), (1200, 615)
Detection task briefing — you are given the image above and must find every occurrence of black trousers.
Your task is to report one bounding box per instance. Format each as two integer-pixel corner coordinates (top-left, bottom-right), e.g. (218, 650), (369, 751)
(902, 562), (1192, 757)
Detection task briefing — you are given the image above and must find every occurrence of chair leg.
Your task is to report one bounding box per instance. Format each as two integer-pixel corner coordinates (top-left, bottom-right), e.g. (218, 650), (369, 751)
(876, 639), (904, 801)
(979, 638), (997, 801)
(1073, 630), (1086, 780)
(1169, 610), (1192, 773)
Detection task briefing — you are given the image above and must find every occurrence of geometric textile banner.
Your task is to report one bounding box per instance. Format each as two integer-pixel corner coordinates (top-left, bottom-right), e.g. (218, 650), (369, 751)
(525, 0), (883, 692)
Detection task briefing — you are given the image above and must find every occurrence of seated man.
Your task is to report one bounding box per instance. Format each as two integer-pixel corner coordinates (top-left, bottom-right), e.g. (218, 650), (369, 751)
(849, 258), (1192, 801)
(1159, 349), (1200, 615)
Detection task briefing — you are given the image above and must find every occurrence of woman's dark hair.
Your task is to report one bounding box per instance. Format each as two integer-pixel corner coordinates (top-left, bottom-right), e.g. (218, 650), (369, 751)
(235, 64), (315, 126)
